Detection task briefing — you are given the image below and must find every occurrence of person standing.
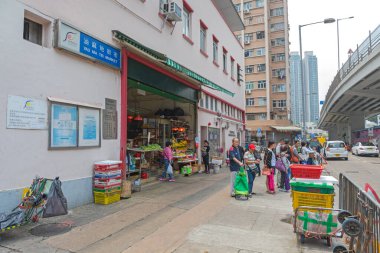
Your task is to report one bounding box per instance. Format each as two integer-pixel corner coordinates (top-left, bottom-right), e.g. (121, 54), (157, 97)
(253, 145), (262, 176)
(159, 141), (175, 182)
(290, 140), (302, 164)
(244, 144), (260, 197)
(264, 141), (276, 194)
(279, 145), (291, 192)
(229, 138), (244, 197)
(201, 140), (211, 174)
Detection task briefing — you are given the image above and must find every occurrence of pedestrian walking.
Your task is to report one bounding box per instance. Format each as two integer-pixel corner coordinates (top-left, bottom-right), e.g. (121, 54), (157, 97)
(263, 141), (276, 194)
(159, 141), (175, 182)
(244, 144), (260, 197)
(229, 138), (244, 197)
(201, 140), (210, 174)
(279, 145), (290, 192)
(290, 140), (302, 164)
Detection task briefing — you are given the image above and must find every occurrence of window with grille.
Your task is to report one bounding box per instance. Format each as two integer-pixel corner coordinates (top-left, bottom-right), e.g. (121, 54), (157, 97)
(245, 65), (254, 74)
(246, 98), (254, 106)
(257, 64), (266, 72)
(245, 49), (254, 57)
(270, 22), (285, 32)
(256, 31), (265, 39)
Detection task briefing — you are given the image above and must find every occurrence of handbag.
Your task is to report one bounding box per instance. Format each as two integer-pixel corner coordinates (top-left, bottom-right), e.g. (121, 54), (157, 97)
(166, 164), (173, 174)
(275, 158), (286, 172)
(262, 166), (271, 175)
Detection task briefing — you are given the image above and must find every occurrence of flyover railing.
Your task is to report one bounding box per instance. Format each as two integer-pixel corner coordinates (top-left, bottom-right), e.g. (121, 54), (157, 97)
(339, 173), (380, 252)
(324, 25), (380, 105)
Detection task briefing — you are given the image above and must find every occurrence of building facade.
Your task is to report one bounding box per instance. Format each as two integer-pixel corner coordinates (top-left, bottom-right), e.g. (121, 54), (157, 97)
(233, 0), (293, 144)
(0, 0), (244, 212)
(304, 51), (319, 123)
(289, 52), (302, 125)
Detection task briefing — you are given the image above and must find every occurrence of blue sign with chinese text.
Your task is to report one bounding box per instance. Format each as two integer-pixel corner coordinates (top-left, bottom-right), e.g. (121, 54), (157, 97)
(79, 33), (120, 69)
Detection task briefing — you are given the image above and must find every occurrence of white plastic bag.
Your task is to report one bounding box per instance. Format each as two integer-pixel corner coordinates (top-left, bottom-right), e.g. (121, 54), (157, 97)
(167, 164), (173, 174)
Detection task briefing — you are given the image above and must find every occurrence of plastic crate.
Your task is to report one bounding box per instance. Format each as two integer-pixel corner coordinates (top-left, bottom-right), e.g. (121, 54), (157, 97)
(94, 169), (122, 177)
(93, 186), (121, 193)
(290, 164), (323, 179)
(94, 160), (122, 171)
(94, 190), (121, 205)
(290, 181), (335, 194)
(292, 191), (334, 211)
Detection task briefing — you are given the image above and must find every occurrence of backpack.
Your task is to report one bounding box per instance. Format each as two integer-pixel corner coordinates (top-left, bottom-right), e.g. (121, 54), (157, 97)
(290, 145), (299, 163)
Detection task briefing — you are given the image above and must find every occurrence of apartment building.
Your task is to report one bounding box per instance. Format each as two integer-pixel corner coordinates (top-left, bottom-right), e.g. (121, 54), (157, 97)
(233, 0), (300, 144)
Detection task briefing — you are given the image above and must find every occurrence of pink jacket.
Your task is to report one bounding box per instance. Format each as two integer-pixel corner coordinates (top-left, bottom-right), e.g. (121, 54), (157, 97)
(163, 147), (173, 161)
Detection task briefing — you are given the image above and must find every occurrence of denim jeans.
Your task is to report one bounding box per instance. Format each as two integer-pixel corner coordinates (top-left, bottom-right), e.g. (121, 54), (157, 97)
(247, 169), (256, 194)
(161, 159), (173, 179)
(230, 171), (237, 195)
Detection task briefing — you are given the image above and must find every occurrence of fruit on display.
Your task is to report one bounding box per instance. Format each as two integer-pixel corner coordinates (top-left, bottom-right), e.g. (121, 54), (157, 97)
(171, 138), (188, 149)
(141, 144), (163, 151)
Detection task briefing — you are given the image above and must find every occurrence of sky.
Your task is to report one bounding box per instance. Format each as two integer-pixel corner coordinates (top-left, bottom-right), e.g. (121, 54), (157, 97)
(288, 0), (380, 102)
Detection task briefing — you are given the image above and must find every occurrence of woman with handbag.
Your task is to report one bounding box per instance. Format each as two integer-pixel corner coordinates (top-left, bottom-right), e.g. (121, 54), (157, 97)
(159, 141), (175, 182)
(263, 141), (276, 194)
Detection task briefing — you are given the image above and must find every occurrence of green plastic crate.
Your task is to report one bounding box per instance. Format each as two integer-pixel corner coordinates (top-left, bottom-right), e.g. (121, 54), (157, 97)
(290, 181), (335, 194)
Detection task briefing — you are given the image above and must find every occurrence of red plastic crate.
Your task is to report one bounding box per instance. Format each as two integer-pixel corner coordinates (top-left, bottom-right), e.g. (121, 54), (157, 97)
(94, 161), (122, 171)
(290, 164), (323, 179)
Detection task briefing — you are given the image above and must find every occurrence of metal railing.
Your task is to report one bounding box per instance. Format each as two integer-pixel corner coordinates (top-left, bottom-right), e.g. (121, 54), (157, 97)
(339, 173), (380, 252)
(324, 24), (380, 106)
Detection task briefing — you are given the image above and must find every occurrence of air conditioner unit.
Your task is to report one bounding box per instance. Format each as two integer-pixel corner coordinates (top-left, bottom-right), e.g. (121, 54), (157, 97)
(245, 90), (252, 94)
(244, 40), (251, 45)
(244, 9), (250, 14)
(163, 2), (182, 22)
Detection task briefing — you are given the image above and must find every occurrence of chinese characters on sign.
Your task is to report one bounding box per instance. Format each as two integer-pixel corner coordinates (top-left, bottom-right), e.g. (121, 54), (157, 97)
(7, 95), (48, 129)
(57, 21), (121, 69)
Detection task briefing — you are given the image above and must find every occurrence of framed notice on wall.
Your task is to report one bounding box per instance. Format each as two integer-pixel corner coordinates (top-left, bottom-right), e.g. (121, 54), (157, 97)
(50, 103), (78, 148)
(49, 100), (101, 149)
(78, 107), (101, 147)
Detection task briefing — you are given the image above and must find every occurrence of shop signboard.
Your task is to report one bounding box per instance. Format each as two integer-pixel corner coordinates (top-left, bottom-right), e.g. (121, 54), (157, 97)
(228, 130), (236, 137)
(56, 20), (121, 69)
(50, 104), (78, 148)
(7, 95), (48, 129)
(105, 98), (117, 111)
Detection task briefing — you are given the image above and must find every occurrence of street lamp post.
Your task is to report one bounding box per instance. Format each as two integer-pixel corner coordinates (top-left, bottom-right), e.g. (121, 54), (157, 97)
(299, 18), (335, 139)
(337, 16), (354, 70)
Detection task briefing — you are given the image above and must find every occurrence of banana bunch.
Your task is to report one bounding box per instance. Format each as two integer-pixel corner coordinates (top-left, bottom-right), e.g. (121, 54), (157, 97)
(172, 139), (188, 148)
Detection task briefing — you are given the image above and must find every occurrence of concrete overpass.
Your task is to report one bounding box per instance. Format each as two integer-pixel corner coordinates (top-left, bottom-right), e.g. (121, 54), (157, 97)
(319, 25), (380, 142)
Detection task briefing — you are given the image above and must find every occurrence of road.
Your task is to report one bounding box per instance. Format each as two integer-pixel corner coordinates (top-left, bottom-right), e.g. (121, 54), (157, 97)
(326, 153), (380, 192)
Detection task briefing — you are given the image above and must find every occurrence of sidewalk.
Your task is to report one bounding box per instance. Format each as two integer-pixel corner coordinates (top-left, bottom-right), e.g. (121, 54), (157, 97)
(0, 167), (336, 253)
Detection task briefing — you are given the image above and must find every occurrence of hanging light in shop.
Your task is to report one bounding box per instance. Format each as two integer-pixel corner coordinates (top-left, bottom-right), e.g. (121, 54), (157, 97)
(134, 114), (143, 121)
(127, 115), (134, 120)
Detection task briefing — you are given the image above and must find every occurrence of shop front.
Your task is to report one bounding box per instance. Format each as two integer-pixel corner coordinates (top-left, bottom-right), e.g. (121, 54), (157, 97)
(121, 52), (200, 188)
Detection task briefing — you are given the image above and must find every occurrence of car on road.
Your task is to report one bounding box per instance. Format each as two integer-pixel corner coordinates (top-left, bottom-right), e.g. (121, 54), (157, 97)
(322, 140), (348, 160)
(351, 142), (379, 157)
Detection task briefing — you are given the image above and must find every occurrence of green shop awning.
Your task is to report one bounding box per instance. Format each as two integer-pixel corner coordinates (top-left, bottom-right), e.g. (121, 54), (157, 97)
(112, 30), (235, 97)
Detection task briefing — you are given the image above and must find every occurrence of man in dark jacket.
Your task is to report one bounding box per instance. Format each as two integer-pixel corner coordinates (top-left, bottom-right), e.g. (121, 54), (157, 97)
(229, 137), (244, 196)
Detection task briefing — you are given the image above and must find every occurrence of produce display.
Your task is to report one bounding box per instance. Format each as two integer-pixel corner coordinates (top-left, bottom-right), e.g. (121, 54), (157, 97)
(171, 138), (188, 149)
(140, 144), (163, 151)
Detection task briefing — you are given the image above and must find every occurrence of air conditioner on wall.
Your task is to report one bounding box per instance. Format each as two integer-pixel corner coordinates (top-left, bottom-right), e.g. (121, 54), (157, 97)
(244, 9), (250, 14)
(244, 40), (251, 45)
(163, 2), (182, 22)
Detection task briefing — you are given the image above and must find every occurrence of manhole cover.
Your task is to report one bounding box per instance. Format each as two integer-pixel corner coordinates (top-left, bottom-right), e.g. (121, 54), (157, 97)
(30, 223), (72, 237)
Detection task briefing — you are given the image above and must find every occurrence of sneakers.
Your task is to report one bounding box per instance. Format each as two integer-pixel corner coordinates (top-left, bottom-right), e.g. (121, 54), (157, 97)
(248, 193), (253, 198)
(168, 179), (176, 182)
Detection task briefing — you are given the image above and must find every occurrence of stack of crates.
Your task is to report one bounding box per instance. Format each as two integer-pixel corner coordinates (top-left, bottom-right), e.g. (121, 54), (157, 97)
(93, 160), (122, 205)
(290, 164), (334, 211)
